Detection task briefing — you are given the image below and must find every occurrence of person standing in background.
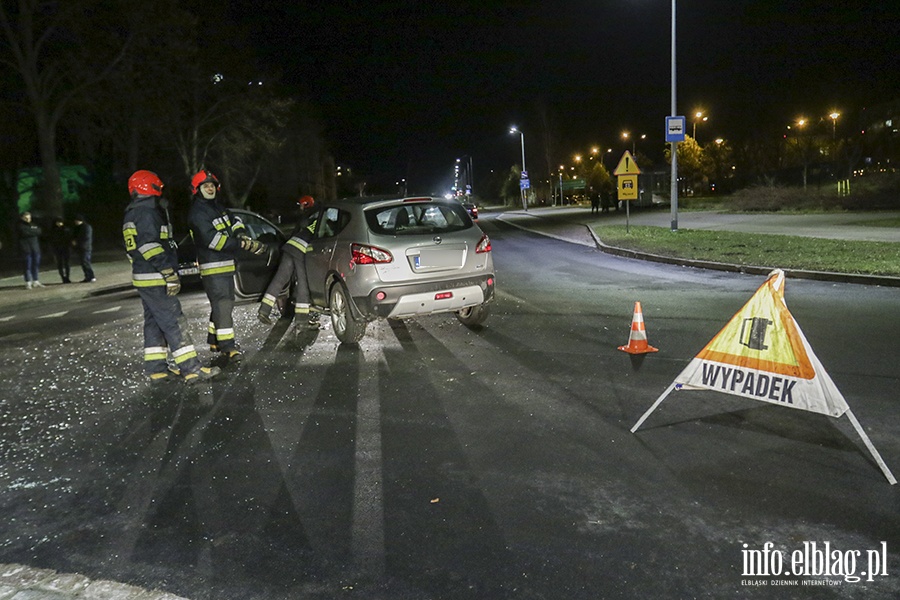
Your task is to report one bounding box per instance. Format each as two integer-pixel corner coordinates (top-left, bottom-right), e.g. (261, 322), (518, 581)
(72, 214), (95, 282)
(49, 217), (72, 283)
(17, 211), (43, 289)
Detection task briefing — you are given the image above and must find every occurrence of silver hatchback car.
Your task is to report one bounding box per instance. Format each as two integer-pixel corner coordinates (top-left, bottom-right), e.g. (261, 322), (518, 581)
(304, 195), (495, 343)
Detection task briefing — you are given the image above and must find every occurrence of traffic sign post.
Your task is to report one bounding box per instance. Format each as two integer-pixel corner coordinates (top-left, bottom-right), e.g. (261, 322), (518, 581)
(613, 151), (642, 232)
(519, 171), (530, 210)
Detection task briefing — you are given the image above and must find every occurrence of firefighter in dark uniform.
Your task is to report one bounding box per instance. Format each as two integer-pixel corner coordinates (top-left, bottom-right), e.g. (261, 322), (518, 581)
(122, 170), (220, 384)
(257, 195), (318, 329)
(187, 169), (266, 364)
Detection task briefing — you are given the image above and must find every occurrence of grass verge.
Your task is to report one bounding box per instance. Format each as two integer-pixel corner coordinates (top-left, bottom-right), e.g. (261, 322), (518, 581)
(594, 225), (900, 277)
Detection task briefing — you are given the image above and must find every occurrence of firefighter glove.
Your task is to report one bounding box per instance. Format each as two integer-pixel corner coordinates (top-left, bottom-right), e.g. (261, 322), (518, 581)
(162, 268), (181, 296)
(241, 237), (267, 255)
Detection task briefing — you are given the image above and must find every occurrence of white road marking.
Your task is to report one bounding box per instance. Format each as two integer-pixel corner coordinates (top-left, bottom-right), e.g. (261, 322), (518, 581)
(353, 344), (386, 576)
(38, 311), (69, 319)
(93, 306), (123, 314)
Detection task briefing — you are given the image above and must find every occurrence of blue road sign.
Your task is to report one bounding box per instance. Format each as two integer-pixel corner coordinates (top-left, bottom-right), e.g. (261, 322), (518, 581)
(666, 116), (686, 143)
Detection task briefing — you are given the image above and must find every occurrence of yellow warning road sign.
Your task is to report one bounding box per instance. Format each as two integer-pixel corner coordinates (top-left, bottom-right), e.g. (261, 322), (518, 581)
(617, 175), (638, 201)
(613, 151), (641, 176)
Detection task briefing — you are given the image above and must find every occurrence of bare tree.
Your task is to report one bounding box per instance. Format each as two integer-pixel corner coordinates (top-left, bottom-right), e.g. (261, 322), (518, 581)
(169, 70), (294, 207)
(0, 0), (129, 217)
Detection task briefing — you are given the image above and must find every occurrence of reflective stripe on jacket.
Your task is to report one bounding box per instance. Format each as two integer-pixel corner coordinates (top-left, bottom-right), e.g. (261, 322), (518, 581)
(188, 198), (245, 278)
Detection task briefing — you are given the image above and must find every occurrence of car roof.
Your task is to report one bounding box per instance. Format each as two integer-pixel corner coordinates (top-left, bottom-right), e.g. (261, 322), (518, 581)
(328, 195), (449, 209)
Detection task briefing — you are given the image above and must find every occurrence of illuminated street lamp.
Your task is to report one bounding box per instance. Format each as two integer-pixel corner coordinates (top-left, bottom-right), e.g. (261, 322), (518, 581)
(622, 131), (633, 154)
(829, 111), (840, 140)
(692, 111), (708, 140)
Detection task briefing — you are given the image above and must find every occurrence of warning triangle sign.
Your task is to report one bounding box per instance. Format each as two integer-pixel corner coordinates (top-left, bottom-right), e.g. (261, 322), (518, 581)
(613, 151), (641, 176)
(631, 269), (896, 484)
(674, 269), (847, 417)
(695, 268), (815, 379)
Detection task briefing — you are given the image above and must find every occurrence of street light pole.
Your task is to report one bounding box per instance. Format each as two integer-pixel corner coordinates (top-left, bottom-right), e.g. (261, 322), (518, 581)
(558, 167), (564, 206)
(510, 127), (527, 211)
(670, 0), (679, 232)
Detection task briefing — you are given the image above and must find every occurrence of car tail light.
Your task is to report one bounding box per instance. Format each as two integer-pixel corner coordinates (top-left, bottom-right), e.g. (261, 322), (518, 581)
(351, 243), (393, 264)
(435, 292), (453, 300)
(475, 234), (492, 254)
(471, 207), (478, 219)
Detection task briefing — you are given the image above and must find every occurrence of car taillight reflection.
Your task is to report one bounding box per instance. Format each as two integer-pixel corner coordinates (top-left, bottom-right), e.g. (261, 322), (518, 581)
(475, 234), (492, 254)
(351, 243), (393, 264)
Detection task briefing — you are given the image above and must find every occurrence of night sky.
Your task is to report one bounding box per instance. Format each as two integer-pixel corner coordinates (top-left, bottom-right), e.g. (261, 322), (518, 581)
(224, 1), (900, 194)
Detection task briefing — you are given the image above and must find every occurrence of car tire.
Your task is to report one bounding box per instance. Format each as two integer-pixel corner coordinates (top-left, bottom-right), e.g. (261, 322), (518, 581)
(456, 303), (490, 328)
(330, 283), (367, 344)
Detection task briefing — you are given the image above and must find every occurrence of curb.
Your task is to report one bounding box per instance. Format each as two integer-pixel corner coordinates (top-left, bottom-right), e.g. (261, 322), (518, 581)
(0, 563), (188, 600)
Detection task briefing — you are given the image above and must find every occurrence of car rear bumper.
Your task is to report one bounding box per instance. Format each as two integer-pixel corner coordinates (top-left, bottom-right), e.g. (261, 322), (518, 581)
(354, 273), (495, 319)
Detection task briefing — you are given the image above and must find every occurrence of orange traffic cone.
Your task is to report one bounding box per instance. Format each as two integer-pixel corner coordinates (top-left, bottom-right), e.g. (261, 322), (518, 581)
(618, 301), (659, 354)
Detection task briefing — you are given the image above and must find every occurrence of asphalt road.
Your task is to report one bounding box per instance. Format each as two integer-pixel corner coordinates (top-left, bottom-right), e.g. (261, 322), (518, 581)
(0, 211), (898, 599)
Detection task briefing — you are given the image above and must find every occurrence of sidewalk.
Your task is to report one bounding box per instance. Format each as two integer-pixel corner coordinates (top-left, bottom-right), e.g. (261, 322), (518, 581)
(0, 563), (187, 600)
(495, 205), (900, 287)
(0, 253), (134, 313)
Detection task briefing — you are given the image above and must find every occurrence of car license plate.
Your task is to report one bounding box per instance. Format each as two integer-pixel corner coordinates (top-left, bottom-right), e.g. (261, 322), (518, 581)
(413, 248), (463, 269)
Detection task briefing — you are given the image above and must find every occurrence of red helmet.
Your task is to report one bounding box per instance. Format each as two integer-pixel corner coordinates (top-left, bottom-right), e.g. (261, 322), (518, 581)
(128, 170), (164, 197)
(297, 195), (315, 210)
(190, 169), (220, 195)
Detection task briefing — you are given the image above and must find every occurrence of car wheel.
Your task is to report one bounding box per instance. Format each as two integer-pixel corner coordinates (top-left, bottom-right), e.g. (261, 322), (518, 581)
(456, 303), (490, 328)
(330, 283), (367, 344)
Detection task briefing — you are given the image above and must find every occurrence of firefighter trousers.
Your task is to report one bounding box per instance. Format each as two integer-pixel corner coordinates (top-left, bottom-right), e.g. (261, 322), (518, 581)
(202, 274), (237, 352)
(259, 245), (311, 318)
(139, 286), (202, 376)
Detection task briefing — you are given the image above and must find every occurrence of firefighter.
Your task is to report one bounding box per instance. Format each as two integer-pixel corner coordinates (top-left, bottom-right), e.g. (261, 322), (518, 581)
(257, 195), (318, 329)
(187, 169), (266, 364)
(122, 170), (220, 384)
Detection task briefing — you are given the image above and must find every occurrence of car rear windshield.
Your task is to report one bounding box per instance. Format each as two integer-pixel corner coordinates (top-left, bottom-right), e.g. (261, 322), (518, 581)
(364, 201), (472, 235)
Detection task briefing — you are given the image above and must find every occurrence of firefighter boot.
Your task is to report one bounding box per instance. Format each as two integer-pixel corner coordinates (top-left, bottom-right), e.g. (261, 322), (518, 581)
(184, 366), (222, 385)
